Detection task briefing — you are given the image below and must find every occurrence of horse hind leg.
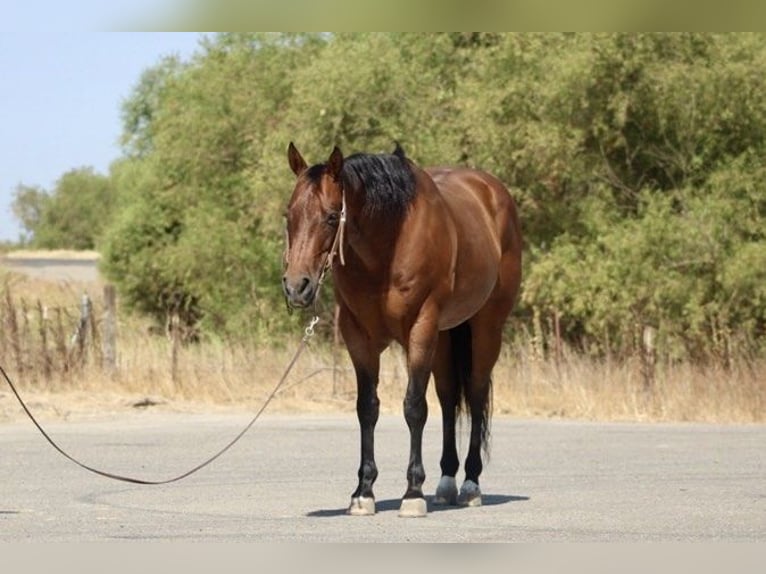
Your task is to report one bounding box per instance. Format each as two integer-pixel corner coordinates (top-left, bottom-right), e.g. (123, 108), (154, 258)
(432, 329), (462, 506)
(458, 311), (508, 507)
(458, 377), (490, 507)
(458, 377), (491, 507)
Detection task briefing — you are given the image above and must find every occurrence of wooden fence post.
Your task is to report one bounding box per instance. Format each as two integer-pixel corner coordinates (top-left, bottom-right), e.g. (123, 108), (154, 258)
(102, 284), (117, 374)
(553, 309), (563, 364)
(170, 311), (180, 388)
(72, 292), (92, 366)
(5, 289), (22, 375)
(641, 325), (657, 392)
(37, 300), (52, 381)
(54, 307), (68, 372)
(531, 306), (545, 362)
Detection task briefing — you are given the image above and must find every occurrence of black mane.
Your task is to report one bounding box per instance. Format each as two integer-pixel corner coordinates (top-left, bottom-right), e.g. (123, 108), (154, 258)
(307, 146), (417, 220)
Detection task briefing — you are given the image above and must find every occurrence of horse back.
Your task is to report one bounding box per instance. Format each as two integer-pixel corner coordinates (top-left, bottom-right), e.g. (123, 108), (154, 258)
(424, 166), (522, 329)
(426, 166), (520, 258)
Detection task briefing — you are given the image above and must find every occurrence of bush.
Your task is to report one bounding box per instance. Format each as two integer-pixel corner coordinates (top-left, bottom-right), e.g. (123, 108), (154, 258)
(89, 33), (766, 359)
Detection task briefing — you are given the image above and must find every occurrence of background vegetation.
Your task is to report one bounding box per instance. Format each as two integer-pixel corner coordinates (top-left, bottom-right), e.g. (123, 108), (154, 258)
(11, 33), (766, 365)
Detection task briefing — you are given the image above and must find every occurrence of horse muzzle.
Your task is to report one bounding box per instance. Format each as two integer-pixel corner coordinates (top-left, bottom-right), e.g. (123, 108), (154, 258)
(282, 274), (318, 309)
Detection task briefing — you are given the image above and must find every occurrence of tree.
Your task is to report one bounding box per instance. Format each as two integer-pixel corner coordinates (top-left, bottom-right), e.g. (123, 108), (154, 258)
(11, 184), (49, 244)
(102, 34), (328, 336)
(120, 55), (187, 158)
(97, 32), (766, 358)
(519, 34), (766, 358)
(12, 168), (115, 250)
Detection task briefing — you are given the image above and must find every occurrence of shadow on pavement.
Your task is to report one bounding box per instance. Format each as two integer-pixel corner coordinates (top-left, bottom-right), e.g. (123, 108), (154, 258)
(306, 493), (529, 517)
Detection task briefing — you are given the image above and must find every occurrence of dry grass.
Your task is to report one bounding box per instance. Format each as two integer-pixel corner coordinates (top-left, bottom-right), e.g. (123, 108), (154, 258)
(1, 269), (764, 424)
(492, 347), (765, 423)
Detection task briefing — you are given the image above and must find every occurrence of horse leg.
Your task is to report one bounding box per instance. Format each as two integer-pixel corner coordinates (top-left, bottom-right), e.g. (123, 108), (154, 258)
(459, 309), (509, 507)
(348, 361), (380, 515)
(339, 308), (382, 516)
(431, 329), (461, 506)
(399, 308), (439, 517)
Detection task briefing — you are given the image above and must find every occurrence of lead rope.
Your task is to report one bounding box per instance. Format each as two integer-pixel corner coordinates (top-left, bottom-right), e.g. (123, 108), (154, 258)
(0, 315), (320, 485)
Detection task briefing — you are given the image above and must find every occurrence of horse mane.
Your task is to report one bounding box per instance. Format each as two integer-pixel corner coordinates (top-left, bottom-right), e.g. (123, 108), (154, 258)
(306, 144), (417, 220)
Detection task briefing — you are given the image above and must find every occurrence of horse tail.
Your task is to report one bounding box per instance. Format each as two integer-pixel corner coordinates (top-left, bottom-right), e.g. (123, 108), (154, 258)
(449, 321), (492, 454)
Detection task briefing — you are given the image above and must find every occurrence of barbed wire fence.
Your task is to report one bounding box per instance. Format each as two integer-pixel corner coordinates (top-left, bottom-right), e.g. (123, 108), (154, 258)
(0, 284), (118, 385)
(0, 283), (410, 401)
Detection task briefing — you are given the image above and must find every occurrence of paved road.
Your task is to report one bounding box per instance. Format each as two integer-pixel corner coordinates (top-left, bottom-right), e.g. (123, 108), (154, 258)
(0, 255), (100, 283)
(0, 412), (763, 541)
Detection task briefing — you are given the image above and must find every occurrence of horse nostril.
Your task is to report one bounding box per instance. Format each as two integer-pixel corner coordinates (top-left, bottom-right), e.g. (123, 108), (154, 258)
(297, 276), (311, 296)
(283, 275), (314, 304)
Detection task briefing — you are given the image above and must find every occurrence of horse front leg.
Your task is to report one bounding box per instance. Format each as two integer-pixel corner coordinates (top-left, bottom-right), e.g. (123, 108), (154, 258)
(348, 362), (380, 515)
(339, 307), (381, 516)
(399, 307), (439, 518)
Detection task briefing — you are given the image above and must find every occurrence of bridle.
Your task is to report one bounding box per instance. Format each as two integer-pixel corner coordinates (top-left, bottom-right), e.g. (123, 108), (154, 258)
(319, 188), (347, 284)
(284, 185), (347, 312)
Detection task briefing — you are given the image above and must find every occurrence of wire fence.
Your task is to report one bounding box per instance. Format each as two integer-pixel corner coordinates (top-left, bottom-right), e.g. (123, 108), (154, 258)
(0, 284), (117, 386)
(0, 282), (384, 402)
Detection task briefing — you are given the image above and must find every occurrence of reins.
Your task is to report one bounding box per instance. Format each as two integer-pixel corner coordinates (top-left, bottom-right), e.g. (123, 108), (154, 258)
(0, 315), (320, 485)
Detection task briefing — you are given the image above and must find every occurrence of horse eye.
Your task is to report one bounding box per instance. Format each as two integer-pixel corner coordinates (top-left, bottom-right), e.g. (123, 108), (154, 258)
(326, 212), (340, 226)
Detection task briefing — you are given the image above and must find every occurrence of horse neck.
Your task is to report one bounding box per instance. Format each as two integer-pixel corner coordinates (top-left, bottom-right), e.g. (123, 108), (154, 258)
(339, 200), (400, 278)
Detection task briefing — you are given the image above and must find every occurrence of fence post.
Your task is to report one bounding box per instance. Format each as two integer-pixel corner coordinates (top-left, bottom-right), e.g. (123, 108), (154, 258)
(102, 284), (117, 374)
(5, 289), (22, 375)
(72, 292), (92, 365)
(641, 325), (657, 392)
(54, 307), (68, 372)
(37, 300), (52, 381)
(531, 306), (545, 362)
(170, 311), (180, 387)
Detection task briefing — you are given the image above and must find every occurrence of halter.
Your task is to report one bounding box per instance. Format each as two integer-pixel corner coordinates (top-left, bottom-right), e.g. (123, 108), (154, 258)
(284, 186), (347, 313)
(318, 188), (347, 286)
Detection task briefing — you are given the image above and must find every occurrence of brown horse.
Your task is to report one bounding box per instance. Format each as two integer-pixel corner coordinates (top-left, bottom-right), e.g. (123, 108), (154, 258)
(282, 143), (522, 517)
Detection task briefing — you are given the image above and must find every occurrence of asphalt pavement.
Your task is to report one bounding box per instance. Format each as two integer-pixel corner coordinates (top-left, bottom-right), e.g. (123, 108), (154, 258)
(1, 411), (763, 541)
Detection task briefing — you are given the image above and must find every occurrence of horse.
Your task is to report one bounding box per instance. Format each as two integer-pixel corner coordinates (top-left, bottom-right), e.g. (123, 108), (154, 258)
(282, 142), (522, 517)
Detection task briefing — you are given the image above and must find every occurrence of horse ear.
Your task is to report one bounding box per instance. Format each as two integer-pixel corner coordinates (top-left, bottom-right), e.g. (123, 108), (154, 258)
(288, 142), (307, 176)
(327, 146), (344, 181)
(392, 141), (406, 160)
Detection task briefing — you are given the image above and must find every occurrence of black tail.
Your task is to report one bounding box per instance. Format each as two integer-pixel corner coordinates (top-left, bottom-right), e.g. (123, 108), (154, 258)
(449, 322), (492, 455)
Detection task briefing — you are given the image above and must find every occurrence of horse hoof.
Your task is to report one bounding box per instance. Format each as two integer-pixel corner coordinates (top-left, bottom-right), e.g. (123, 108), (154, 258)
(433, 476), (458, 506)
(457, 480), (482, 507)
(347, 496), (376, 516)
(398, 497), (428, 517)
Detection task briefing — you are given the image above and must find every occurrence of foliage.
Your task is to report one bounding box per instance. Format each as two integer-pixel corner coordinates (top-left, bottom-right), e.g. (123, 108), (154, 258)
(18, 33), (766, 358)
(101, 34), (326, 337)
(11, 167), (115, 249)
(517, 34), (766, 358)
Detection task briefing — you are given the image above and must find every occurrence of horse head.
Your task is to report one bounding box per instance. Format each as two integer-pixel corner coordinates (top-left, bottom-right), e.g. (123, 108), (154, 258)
(282, 142), (346, 309)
